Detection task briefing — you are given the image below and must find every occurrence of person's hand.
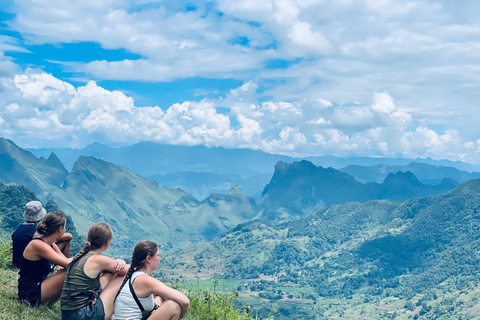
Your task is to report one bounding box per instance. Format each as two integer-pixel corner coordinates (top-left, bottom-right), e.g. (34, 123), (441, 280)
(55, 266), (65, 274)
(114, 259), (126, 271)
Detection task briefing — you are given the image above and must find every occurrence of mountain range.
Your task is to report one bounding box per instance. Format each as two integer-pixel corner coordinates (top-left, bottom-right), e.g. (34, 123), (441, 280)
(166, 178), (480, 319)
(27, 141), (480, 200)
(340, 162), (480, 185)
(0, 137), (468, 252)
(0, 138), (258, 250)
(4, 136), (480, 318)
(257, 160), (457, 224)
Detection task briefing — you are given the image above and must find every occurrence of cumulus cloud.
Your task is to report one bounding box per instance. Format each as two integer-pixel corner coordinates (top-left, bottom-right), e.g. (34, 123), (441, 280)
(3, 0), (479, 127)
(0, 70), (480, 163)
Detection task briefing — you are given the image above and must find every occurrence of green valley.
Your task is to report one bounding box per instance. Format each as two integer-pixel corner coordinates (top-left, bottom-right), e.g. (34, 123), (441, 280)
(162, 179), (480, 319)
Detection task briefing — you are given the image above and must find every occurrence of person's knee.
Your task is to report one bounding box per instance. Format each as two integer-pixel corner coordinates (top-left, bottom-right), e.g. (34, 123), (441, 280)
(62, 232), (73, 241)
(164, 300), (181, 316)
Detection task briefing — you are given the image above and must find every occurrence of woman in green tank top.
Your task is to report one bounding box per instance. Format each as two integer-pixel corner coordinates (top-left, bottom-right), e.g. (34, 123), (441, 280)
(60, 222), (129, 320)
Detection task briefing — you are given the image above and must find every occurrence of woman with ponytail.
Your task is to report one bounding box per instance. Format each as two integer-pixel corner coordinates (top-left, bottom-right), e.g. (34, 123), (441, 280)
(18, 211), (72, 306)
(60, 222), (128, 320)
(113, 240), (190, 320)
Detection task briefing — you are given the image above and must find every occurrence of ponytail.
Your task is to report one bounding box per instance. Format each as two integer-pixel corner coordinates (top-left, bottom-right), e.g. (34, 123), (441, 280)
(71, 241), (93, 264)
(115, 265), (136, 301)
(36, 222), (50, 235)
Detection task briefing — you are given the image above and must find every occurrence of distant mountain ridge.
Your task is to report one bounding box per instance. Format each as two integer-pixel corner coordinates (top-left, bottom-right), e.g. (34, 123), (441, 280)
(257, 160), (457, 224)
(27, 141), (480, 199)
(0, 137), (466, 251)
(0, 139), (68, 197)
(0, 138), (259, 251)
(341, 162), (480, 184)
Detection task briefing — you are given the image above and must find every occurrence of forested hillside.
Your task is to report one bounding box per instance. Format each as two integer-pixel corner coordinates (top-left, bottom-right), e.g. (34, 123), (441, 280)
(165, 179), (480, 319)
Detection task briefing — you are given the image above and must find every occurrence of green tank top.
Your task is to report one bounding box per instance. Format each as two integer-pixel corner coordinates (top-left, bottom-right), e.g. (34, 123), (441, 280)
(60, 252), (101, 311)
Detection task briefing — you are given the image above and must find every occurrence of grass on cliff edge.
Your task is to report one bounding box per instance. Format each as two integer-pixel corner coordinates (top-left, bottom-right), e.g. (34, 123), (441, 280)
(0, 267), (271, 320)
(0, 240), (272, 320)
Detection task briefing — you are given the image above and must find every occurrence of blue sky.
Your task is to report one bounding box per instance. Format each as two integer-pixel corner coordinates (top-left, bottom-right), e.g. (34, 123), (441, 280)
(1, 1), (480, 163)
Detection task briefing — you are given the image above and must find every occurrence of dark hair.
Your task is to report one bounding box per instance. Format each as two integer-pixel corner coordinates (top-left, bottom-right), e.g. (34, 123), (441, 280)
(71, 222), (113, 264)
(36, 212), (66, 236)
(115, 240), (159, 301)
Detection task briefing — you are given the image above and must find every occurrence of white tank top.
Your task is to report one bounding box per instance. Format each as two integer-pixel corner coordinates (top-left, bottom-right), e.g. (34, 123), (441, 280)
(113, 271), (155, 320)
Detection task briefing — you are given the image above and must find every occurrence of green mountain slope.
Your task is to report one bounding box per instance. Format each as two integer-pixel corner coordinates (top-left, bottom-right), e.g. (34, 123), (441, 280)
(0, 138), (68, 197)
(166, 179), (480, 319)
(48, 156), (257, 250)
(0, 138), (258, 250)
(0, 180), (39, 230)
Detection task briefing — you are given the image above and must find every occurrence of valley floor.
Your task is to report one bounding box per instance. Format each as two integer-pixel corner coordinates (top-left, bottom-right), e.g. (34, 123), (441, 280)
(162, 269), (480, 320)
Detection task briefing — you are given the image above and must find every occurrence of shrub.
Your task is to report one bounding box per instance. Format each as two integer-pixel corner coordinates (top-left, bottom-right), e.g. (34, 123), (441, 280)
(0, 241), (12, 269)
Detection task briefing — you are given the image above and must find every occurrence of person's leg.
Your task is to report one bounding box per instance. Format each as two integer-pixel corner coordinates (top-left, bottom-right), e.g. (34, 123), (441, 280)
(40, 271), (67, 304)
(55, 232), (72, 258)
(99, 271), (114, 289)
(98, 274), (124, 320)
(148, 300), (181, 320)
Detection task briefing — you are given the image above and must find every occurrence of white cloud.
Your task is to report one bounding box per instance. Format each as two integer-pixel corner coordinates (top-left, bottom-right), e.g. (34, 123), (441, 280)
(2, 1), (480, 163)
(236, 114), (262, 144)
(308, 118), (330, 125)
(317, 99), (333, 108)
(14, 71), (76, 106)
(1, 71), (480, 163)
(230, 81), (258, 98)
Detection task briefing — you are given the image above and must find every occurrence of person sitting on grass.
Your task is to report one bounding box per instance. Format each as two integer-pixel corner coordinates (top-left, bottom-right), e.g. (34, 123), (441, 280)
(12, 201), (72, 269)
(17, 211), (72, 306)
(113, 240), (190, 320)
(60, 222), (128, 320)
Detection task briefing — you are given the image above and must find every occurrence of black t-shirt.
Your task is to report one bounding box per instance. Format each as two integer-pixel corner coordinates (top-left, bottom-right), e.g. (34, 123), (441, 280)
(11, 224), (37, 269)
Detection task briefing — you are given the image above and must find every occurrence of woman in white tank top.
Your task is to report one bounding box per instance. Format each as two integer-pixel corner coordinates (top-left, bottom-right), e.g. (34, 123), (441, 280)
(113, 241), (190, 320)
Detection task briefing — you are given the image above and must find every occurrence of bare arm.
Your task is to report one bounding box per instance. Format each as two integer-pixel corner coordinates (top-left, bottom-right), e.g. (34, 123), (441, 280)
(51, 242), (65, 257)
(136, 276), (190, 318)
(24, 240), (71, 267)
(84, 255), (130, 278)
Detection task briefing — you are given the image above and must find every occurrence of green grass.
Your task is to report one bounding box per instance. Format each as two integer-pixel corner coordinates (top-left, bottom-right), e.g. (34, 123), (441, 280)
(181, 279), (271, 320)
(0, 268), (61, 320)
(0, 242), (272, 320)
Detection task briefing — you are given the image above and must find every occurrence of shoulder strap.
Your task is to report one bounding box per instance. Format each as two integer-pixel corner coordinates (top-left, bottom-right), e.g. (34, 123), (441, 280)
(129, 276), (145, 312)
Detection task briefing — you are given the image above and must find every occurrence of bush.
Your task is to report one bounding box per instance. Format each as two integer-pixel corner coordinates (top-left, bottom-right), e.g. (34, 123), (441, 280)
(0, 241), (12, 269)
(180, 279), (273, 320)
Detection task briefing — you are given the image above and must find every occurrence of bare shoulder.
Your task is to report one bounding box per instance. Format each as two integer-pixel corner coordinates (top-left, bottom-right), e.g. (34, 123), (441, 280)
(85, 253), (112, 266)
(135, 274), (159, 286)
(83, 254), (112, 277)
(134, 274), (164, 294)
(26, 238), (50, 252)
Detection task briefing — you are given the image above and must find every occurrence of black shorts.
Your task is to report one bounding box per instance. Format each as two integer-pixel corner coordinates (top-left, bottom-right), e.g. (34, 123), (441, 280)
(18, 277), (43, 307)
(61, 297), (105, 320)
